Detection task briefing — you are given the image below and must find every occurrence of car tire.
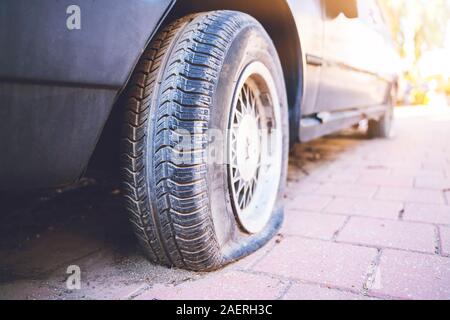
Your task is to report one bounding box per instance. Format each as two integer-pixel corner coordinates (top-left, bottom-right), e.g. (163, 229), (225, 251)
(368, 84), (396, 139)
(121, 11), (288, 271)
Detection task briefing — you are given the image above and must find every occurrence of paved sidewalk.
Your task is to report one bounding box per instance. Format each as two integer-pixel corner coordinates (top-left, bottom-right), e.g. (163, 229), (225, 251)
(1, 106), (450, 300)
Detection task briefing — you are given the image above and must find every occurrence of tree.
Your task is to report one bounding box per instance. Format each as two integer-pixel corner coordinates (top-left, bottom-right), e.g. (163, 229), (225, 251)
(380, 0), (450, 62)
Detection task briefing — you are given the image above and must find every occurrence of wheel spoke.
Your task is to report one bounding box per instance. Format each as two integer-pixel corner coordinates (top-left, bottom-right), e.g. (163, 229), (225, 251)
(230, 82), (262, 211)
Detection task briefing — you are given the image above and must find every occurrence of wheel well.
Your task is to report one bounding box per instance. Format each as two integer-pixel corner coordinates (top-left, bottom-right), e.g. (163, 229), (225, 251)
(88, 0), (303, 177)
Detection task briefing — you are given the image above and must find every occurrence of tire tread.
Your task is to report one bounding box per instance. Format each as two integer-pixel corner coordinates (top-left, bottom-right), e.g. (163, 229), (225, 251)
(121, 11), (253, 270)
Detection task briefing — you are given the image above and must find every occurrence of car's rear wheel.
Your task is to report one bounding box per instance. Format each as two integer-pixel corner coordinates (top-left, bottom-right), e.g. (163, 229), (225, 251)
(121, 11), (288, 271)
(368, 84), (396, 138)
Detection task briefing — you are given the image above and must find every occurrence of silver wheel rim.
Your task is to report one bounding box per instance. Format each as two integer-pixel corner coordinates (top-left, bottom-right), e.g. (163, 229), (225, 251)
(227, 62), (282, 234)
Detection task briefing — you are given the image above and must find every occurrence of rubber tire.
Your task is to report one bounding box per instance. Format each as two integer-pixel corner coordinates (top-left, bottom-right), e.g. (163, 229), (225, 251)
(368, 86), (395, 139)
(121, 11), (289, 271)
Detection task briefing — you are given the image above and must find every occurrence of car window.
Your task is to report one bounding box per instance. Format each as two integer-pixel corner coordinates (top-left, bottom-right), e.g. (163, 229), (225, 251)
(358, 0), (384, 27)
(358, 0), (392, 41)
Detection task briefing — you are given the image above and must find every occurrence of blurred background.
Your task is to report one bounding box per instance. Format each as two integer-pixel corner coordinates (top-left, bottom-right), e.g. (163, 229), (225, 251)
(380, 0), (450, 106)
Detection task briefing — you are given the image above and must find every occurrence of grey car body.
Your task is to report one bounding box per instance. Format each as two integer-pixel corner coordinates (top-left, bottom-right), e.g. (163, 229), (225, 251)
(0, 0), (398, 190)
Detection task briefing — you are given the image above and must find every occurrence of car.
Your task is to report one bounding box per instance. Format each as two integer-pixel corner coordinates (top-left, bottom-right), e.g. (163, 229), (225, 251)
(0, 0), (398, 271)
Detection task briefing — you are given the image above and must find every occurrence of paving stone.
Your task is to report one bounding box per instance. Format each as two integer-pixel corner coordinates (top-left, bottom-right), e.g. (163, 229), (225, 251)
(281, 211), (347, 240)
(375, 187), (445, 204)
(369, 250), (450, 299)
(445, 190), (450, 205)
(134, 271), (284, 300)
(415, 176), (450, 190)
(392, 168), (445, 178)
(284, 194), (333, 212)
(0, 280), (60, 300)
(357, 172), (414, 188)
(315, 183), (378, 199)
(253, 237), (377, 291)
(324, 197), (403, 219)
(311, 169), (361, 183)
(282, 283), (369, 300)
(284, 180), (321, 198)
(403, 203), (450, 225)
(337, 217), (436, 253)
(0, 231), (102, 276)
(440, 226), (450, 256)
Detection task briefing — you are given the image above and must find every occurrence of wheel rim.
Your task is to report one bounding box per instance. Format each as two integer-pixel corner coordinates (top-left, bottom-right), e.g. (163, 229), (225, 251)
(227, 62), (282, 234)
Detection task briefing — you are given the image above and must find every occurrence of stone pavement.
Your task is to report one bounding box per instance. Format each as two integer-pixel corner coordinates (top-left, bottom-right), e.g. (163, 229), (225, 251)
(1, 105), (449, 300)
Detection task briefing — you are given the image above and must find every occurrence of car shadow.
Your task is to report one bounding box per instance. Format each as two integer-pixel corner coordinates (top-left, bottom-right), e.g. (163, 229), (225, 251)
(0, 177), (136, 282)
(0, 128), (369, 291)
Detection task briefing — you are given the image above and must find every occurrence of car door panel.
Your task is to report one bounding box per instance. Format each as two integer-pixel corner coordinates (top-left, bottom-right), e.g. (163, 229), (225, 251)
(315, 0), (390, 112)
(287, 0), (324, 116)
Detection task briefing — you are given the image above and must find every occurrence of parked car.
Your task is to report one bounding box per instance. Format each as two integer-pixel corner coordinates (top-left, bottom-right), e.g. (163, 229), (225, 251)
(0, 0), (398, 271)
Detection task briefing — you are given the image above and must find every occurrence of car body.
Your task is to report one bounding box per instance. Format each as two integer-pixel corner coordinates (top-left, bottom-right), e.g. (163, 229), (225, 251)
(0, 0), (398, 189)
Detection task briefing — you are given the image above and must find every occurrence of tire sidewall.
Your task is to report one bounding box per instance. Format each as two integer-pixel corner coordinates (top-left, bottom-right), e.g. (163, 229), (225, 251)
(207, 19), (289, 252)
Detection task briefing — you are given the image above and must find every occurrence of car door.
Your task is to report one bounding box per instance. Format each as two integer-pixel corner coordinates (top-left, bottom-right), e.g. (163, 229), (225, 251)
(287, 0), (324, 117)
(314, 0), (389, 112)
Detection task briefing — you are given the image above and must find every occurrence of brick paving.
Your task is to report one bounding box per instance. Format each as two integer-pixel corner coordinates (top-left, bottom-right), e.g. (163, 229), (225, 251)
(1, 105), (450, 300)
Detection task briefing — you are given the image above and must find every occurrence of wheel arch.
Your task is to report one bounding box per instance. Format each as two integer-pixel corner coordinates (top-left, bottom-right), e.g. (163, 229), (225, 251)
(89, 0), (304, 176)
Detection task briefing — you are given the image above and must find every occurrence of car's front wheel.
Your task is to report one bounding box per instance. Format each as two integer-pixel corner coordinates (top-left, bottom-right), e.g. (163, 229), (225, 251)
(121, 11), (288, 271)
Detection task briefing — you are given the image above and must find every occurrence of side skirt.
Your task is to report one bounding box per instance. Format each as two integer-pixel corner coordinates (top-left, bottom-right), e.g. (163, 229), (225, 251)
(298, 105), (386, 142)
